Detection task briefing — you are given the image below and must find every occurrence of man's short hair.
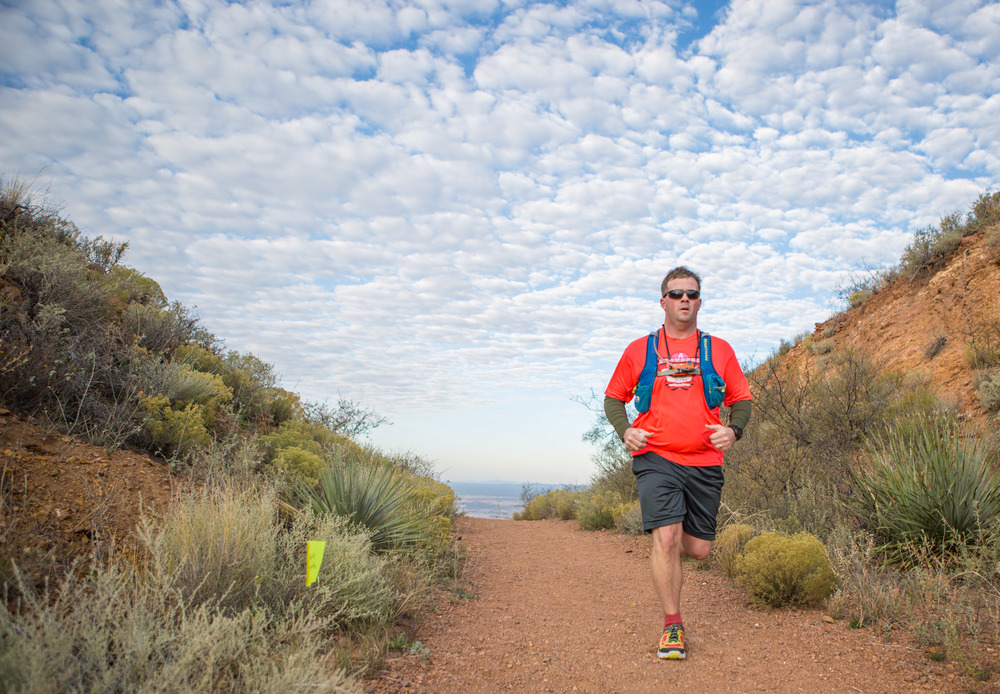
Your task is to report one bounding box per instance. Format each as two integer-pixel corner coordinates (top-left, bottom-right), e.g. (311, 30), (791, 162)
(661, 266), (702, 295)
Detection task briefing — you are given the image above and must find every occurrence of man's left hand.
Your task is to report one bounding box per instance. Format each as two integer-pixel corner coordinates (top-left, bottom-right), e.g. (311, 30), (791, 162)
(706, 424), (736, 451)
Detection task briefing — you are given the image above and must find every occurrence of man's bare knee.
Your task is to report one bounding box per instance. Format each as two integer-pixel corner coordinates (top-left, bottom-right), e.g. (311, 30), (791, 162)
(681, 535), (713, 561)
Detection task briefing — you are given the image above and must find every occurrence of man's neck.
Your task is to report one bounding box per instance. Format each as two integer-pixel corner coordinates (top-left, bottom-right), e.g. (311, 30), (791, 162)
(663, 323), (698, 340)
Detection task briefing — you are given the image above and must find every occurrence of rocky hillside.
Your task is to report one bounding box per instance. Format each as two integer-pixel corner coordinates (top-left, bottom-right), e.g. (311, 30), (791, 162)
(788, 227), (1000, 422)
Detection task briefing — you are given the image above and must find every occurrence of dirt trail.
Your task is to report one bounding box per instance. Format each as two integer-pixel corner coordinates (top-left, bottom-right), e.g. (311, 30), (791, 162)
(370, 517), (980, 694)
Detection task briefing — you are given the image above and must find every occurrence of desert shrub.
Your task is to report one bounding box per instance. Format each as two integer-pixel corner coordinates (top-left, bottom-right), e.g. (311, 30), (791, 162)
(577, 490), (620, 531)
(140, 394), (211, 456)
(143, 484), (398, 629)
(967, 190), (1000, 234)
(823, 324), (837, 338)
(808, 338), (835, 355)
(405, 474), (457, 552)
(612, 499), (643, 535)
(514, 490), (556, 520)
(142, 484), (280, 612)
(273, 445), (327, 482)
(0, 484), (401, 692)
(977, 368), (1000, 411)
(924, 334), (947, 359)
(120, 301), (199, 352)
(963, 319), (1000, 368)
(105, 265), (167, 307)
(221, 351), (279, 419)
(848, 290), (871, 308)
(295, 453), (433, 553)
(852, 413), (1000, 562)
(579, 407), (637, 502)
(712, 523), (756, 578)
(513, 488), (577, 520)
(554, 489), (579, 520)
(732, 531), (837, 607)
(259, 420), (366, 482)
(139, 358), (231, 415)
(379, 449), (436, 478)
(276, 511), (399, 630)
(899, 223), (963, 278)
(174, 342), (226, 374)
(724, 349), (895, 516)
(261, 387), (302, 424)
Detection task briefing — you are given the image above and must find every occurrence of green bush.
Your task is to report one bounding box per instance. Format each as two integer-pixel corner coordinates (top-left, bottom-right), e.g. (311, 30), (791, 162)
(733, 531), (837, 607)
(612, 499), (643, 535)
(577, 490), (620, 530)
(262, 387), (303, 424)
(141, 394), (211, 456)
(713, 523), (756, 578)
(273, 445), (327, 482)
(260, 420), (368, 482)
(105, 265), (167, 307)
(405, 474), (457, 553)
(852, 414), (1000, 561)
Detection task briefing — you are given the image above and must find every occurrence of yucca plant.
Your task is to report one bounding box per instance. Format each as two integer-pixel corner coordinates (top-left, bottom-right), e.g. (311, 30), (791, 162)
(852, 413), (1000, 562)
(296, 453), (432, 553)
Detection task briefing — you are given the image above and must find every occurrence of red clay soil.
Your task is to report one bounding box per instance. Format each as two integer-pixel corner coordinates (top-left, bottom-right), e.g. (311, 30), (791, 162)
(0, 408), (182, 587)
(369, 516), (993, 694)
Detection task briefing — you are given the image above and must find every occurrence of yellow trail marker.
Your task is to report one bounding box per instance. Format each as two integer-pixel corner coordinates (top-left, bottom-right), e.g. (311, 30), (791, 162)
(306, 541), (326, 587)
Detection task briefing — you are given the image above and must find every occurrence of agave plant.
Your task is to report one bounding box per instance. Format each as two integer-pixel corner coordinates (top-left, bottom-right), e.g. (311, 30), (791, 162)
(296, 451), (431, 553)
(852, 413), (1000, 562)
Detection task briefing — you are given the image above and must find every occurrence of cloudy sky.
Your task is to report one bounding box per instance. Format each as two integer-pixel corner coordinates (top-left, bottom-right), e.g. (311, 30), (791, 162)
(2, 0), (998, 484)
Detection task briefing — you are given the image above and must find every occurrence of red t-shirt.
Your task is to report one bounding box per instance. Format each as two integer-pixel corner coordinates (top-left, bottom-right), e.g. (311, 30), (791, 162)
(604, 329), (752, 466)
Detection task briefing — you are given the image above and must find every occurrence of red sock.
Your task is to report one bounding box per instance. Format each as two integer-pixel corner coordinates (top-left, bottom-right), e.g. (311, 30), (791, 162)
(664, 613), (682, 628)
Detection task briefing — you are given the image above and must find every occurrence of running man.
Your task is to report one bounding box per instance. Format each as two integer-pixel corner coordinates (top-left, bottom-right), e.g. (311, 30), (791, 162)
(604, 266), (752, 659)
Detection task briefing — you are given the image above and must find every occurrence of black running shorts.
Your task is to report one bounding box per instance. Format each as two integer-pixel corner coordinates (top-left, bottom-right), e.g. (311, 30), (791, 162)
(631, 451), (724, 539)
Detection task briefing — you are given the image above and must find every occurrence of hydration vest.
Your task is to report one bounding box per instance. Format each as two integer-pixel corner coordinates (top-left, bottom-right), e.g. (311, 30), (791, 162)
(633, 330), (726, 412)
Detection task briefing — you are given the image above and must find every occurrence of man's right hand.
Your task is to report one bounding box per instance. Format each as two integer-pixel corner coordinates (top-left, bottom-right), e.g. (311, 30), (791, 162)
(623, 427), (651, 452)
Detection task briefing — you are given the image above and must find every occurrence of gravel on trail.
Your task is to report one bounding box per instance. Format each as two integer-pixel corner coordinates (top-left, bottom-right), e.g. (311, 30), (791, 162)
(369, 516), (980, 694)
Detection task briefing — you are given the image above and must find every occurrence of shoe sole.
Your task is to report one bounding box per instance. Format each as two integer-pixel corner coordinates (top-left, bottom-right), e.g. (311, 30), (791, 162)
(658, 650), (686, 660)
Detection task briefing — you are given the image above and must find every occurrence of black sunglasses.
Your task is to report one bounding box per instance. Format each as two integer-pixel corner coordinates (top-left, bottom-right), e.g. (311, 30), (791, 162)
(663, 289), (700, 300)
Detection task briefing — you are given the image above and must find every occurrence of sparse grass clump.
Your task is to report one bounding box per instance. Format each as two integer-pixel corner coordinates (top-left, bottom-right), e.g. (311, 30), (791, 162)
(0, 560), (359, 694)
(977, 368), (1000, 411)
(732, 531), (837, 607)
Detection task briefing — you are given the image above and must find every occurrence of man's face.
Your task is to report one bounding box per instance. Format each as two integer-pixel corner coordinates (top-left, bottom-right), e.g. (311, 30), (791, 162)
(660, 276), (701, 328)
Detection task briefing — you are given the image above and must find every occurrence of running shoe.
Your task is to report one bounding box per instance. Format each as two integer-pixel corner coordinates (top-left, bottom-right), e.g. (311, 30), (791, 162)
(658, 623), (686, 659)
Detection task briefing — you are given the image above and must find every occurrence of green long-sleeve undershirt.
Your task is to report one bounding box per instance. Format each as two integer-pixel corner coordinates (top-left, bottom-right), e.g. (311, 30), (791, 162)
(603, 395), (752, 442)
